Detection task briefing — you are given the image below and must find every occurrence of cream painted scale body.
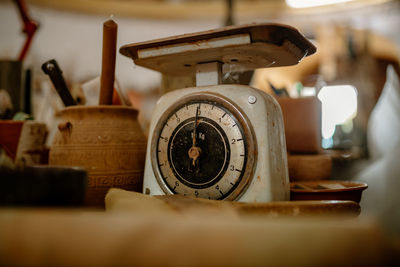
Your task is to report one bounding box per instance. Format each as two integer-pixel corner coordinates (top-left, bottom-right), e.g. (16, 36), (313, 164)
(143, 84), (290, 202)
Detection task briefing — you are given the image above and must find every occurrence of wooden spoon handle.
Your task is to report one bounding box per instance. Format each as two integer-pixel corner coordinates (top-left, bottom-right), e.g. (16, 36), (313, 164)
(99, 19), (117, 105)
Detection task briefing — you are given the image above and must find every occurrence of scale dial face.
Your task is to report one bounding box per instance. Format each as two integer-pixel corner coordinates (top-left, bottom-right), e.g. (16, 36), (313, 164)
(151, 93), (256, 200)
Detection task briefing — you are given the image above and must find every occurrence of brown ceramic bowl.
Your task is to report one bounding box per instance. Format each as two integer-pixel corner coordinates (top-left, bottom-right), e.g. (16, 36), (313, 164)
(290, 180), (368, 203)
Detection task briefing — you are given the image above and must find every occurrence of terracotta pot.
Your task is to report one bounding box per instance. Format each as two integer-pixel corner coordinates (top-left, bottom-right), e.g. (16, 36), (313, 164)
(277, 97), (322, 153)
(0, 120), (48, 166)
(49, 106), (147, 206)
(288, 154), (332, 181)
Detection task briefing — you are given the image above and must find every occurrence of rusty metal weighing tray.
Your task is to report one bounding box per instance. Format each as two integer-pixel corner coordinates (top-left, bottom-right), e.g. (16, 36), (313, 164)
(120, 23), (316, 76)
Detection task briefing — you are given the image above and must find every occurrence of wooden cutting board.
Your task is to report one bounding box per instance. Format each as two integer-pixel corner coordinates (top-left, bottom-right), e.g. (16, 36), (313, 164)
(105, 188), (360, 216)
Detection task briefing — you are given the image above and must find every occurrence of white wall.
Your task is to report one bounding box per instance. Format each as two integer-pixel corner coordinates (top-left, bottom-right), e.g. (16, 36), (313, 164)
(0, 2), (220, 92)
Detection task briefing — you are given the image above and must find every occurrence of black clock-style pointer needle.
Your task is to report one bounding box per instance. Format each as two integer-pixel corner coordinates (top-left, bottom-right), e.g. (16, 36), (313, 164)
(189, 106), (201, 167)
(193, 106), (199, 147)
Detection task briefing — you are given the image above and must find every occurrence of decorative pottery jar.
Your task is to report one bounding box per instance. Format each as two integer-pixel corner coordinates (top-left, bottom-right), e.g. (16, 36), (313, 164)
(49, 106), (147, 206)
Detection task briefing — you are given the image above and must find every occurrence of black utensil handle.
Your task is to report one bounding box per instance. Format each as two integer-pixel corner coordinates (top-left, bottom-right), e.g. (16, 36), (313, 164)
(41, 59), (76, 106)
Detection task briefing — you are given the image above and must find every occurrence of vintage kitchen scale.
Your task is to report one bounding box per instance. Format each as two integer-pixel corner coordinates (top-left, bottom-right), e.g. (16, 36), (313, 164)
(120, 23), (316, 202)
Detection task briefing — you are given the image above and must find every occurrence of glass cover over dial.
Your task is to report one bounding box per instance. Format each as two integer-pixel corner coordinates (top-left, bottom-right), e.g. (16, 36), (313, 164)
(151, 93), (255, 200)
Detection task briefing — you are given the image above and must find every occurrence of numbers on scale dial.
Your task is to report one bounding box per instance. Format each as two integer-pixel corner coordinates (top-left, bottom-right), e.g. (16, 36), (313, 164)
(155, 101), (248, 200)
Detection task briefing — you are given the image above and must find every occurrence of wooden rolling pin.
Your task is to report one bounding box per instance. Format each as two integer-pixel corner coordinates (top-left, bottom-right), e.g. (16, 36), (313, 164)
(99, 18), (117, 105)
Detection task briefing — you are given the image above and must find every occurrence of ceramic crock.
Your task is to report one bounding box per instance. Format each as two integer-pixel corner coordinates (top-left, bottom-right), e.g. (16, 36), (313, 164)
(49, 106), (147, 206)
